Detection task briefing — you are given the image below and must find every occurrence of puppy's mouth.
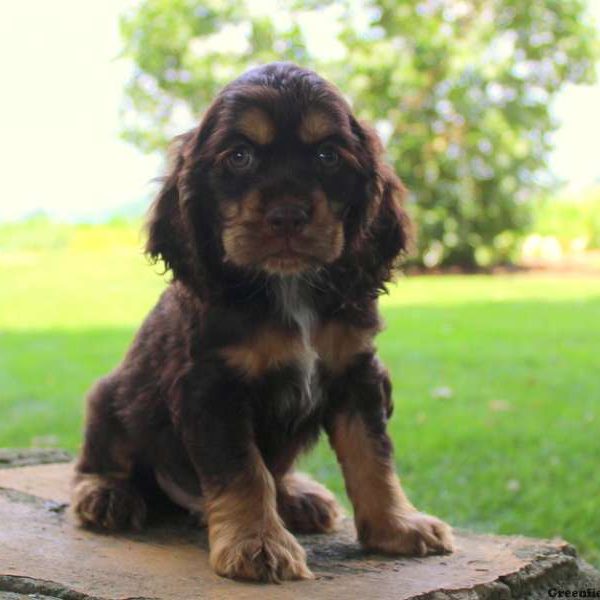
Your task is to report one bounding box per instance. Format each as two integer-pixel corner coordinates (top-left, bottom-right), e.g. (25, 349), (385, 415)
(260, 242), (316, 275)
(221, 204), (345, 276)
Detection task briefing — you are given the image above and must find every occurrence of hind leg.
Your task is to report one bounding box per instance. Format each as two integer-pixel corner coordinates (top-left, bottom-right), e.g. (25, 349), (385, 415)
(277, 472), (343, 534)
(72, 376), (147, 531)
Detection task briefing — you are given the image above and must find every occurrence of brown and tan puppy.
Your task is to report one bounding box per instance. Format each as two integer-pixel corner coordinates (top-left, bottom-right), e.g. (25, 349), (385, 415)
(72, 62), (454, 583)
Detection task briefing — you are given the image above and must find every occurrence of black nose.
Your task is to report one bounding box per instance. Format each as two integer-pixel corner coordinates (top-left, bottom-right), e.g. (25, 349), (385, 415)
(265, 205), (309, 235)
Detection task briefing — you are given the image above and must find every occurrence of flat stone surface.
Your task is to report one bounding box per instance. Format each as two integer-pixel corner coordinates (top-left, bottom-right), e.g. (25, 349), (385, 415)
(0, 462), (72, 504)
(1, 457), (599, 599)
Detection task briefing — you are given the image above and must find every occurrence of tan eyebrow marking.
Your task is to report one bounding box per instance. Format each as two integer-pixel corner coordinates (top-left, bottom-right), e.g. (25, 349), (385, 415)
(237, 107), (276, 145)
(298, 110), (336, 144)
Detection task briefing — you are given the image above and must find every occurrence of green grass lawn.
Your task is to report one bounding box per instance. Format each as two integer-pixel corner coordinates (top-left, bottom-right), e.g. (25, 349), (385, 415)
(1, 221), (599, 566)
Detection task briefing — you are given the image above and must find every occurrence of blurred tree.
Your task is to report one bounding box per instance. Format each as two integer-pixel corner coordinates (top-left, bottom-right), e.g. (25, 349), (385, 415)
(120, 0), (598, 268)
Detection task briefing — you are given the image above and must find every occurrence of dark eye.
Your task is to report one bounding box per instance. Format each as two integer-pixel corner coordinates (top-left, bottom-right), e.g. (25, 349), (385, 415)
(227, 144), (255, 171)
(316, 144), (340, 168)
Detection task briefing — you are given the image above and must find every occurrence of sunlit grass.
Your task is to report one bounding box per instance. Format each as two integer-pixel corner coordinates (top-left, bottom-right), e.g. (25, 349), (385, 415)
(0, 220), (164, 330)
(1, 220), (599, 566)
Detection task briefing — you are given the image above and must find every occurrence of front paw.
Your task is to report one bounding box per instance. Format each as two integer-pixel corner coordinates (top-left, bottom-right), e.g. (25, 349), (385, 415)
(359, 511), (454, 557)
(210, 525), (314, 583)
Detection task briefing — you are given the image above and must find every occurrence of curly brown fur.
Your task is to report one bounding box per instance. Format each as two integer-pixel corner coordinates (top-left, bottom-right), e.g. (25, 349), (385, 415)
(73, 62), (451, 583)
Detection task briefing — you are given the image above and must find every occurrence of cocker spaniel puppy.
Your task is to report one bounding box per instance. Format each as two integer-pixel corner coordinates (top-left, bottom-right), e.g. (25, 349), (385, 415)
(72, 62), (453, 582)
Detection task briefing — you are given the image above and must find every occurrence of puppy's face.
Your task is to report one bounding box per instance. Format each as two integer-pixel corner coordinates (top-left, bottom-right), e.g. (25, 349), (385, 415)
(147, 63), (408, 288)
(215, 106), (350, 275)
(202, 82), (379, 276)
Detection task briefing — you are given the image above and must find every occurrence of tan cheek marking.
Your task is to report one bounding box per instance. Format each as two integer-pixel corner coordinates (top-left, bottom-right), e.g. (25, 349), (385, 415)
(220, 190), (263, 224)
(298, 111), (336, 144)
(306, 192), (345, 262)
(237, 107), (276, 145)
(220, 328), (307, 379)
(311, 190), (334, 224)
(329, 414), (413, 541)
(221, 191), (265, 265)
(313, 322), (377, 374)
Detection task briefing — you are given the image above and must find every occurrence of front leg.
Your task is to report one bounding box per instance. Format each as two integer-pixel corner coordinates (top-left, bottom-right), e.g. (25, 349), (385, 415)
(204, 446), (313, 582)
(325, 354), (454, 556)
(179, 374), (313, 582)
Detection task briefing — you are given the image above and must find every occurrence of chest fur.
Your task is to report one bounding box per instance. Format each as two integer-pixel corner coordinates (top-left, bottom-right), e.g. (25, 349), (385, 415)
(220, 317), (376, 379)
(219, 279), (376, 414)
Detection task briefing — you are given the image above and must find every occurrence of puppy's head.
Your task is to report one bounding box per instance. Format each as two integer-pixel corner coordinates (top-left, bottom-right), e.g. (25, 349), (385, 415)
(147, 63), (410, 292)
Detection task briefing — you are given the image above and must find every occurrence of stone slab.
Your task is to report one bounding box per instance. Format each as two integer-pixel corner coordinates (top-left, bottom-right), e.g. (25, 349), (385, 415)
(1, 459), (599, 600)
(0, 449), (71, 470)
(0, 462), (72, 504)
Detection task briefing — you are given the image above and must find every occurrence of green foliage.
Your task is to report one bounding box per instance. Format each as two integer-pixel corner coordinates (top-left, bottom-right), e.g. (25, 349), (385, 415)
(532, 186), (600, 250)
(119, 0), (599, 267)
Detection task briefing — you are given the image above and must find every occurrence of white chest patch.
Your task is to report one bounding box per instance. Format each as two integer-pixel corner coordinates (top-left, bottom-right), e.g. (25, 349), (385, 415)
(272, 277), (320, 411)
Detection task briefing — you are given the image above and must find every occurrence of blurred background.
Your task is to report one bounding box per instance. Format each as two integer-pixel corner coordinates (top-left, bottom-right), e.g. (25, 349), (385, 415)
(1, 0), (599, 565)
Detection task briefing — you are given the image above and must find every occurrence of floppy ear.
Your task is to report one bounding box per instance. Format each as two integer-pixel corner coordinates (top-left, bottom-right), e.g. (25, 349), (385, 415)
(350, 119), (413, 286)
(370, 161), (413, 267)
(145, 131), (198, 286)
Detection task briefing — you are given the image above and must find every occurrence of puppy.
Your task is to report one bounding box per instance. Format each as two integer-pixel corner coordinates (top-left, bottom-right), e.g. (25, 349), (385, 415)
(72, 62), (453, 582)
